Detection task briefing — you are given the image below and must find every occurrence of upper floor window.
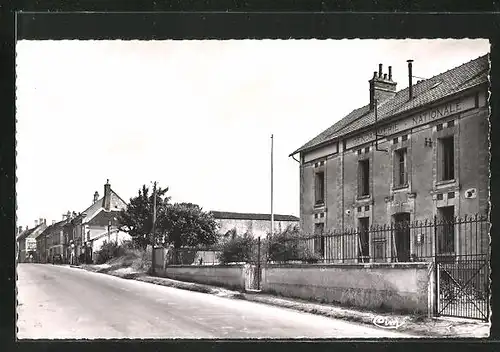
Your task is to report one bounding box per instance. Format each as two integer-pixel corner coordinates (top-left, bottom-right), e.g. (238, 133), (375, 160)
(394, 148), (408, 187)
(315, 171), (325, 205)
(358, 159), (370, 197)
(439, 136), (454, 181)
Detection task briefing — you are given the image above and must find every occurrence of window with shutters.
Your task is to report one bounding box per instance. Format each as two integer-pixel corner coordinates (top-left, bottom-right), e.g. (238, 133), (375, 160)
(439, 136), (454, 181)
(394, 148), (408, 188)
(358, 159), (370, 197)
(315, 171), (325, 205)
(314, 223), (325, 257)
(358, 217), (370, 261)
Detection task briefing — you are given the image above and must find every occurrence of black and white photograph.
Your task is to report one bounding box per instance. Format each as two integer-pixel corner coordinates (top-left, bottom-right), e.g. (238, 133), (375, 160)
(15, 38), (491, 339)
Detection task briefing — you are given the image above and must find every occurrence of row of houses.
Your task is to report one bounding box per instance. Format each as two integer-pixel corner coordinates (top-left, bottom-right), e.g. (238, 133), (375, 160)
(16, 178), (300, 264)
(17, 180), (131, 264)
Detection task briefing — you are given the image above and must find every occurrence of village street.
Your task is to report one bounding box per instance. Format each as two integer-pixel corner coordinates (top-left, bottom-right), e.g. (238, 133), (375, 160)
(17, 264), (414, 339)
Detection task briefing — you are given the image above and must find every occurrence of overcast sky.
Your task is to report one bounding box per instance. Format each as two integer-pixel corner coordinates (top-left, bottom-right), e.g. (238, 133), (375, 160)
(16, 39), (490, 228)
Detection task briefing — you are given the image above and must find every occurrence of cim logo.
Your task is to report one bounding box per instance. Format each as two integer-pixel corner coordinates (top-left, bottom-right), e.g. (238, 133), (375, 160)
(372, 316), (406, 329)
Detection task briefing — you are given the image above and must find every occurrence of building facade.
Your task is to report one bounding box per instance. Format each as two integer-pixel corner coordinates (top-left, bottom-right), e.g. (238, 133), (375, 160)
(291, 55), (489, 262)
(211, 211), (300, 238)
(17, 220), (46, 263)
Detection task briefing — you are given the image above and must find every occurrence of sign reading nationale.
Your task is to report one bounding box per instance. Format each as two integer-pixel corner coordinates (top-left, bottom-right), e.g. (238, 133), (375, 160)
(346, 94), (477, 150)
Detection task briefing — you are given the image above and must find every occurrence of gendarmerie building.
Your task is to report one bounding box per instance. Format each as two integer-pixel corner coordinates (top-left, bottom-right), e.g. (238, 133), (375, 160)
(290, 54), (489, 262)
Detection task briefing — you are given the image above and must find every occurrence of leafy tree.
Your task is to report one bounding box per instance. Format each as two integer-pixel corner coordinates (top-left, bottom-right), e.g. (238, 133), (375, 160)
(117, 183), (170, 249)
(159, 202), (219, 250)
(267, 225), (321, 263)
(218, 231), (255, 264)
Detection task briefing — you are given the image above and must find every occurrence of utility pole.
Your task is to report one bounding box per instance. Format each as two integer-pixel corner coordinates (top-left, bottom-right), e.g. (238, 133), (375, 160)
(151, 182), (157, 275)
(271, 134), (274, 236)
(107, 220), (111, 243)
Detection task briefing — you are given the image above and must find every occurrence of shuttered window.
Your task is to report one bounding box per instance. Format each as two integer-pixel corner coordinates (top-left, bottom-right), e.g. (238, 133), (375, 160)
(315, 171), (325, 205)
(358, 159), (370, 197)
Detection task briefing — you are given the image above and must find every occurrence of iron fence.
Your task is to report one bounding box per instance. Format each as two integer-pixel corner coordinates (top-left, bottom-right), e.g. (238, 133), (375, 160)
(271, 214), (489, 264)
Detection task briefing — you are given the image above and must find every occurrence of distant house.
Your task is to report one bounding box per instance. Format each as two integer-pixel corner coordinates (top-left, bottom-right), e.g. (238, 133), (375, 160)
(16, 219), (47, 263)
(210, 211), (300, 238)
(42, 219), (69, 263)
(69, 180), (129, 262)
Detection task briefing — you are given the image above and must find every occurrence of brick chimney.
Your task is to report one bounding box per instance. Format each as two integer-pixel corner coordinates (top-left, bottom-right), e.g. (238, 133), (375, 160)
(103, 179), (111, 211)
(369, 63), (397, 110)
(34, 219), (38, 227)
(39, 218), (44, 226)
(93, 191), (99, 204)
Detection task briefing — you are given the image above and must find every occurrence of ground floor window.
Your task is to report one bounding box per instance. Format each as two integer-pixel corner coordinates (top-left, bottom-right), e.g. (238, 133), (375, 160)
(358, 217), (370, 262)
(314, 223), (325, 258)
(437, 206), (455, 254)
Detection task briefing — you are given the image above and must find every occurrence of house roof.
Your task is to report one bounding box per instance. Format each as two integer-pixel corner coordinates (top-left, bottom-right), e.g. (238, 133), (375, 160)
(81, 188), (127, 224)
(210, 211), (299, 222)
(291, 54), (489, 156)
(16, 227), (36, 242)
(37, 220), (66, 239)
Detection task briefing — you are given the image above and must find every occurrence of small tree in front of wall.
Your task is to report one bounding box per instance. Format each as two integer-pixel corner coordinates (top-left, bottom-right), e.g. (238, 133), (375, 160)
(267, 226), (322, 263)
(218, 231), (255, 265)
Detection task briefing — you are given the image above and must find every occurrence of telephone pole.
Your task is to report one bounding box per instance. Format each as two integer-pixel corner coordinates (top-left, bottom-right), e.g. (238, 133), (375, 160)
(271, 134), (274, 236)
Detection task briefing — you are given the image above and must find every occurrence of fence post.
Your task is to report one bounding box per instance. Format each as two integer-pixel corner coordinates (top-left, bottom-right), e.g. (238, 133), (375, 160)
(433, 215), (439, 316)
(257, 236), (261, 290)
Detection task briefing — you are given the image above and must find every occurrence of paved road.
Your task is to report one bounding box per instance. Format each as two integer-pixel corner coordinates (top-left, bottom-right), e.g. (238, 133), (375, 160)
(17, 264), (413, 339)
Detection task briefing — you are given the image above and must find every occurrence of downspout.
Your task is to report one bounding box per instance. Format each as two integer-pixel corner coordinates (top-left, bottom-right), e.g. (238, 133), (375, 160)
(341, 141), (345, 232)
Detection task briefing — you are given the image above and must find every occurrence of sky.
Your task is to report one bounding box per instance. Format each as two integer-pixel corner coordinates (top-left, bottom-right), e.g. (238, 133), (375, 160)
(16, 39), (490, 229)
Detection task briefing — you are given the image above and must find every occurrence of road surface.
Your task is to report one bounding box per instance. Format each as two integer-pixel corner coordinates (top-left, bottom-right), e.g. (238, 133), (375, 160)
(17, 264), (414, 339)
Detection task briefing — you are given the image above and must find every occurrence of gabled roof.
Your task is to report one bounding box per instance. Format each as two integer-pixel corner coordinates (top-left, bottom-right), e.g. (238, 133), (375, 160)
(38, 220), (66, 238)
(16, 227), (36, 242)
(210, 211), (299, 222)
(291, 54), (489, 156)
(81, 188), (127, 224)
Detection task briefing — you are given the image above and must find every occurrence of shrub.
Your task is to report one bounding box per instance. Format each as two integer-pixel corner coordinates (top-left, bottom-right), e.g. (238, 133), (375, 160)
(95, 241), (126, 264)
(218, 232), (256, 264)
(267, 226), (322, 263)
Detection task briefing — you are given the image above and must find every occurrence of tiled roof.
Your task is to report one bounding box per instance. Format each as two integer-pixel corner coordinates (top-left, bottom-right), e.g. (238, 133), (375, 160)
(16, 227), (36, 242)
(81, 189), (127, 224)
(291, 54), (489, 155)
(210, 211), (299, 222)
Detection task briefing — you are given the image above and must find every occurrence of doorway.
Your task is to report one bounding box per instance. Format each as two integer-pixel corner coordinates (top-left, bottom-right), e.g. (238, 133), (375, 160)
(393, 212), (410, 262)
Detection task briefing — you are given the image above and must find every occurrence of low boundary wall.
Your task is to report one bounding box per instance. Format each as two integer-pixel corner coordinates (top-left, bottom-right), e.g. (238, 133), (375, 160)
(153, 261), (435, 314)
(155, 264), (246, 291)
(261, 263), (434, 314)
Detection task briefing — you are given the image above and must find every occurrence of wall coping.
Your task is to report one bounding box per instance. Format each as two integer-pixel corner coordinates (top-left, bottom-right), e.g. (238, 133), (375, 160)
(265, 262), (431, 269)
(166, 264), (245, 269)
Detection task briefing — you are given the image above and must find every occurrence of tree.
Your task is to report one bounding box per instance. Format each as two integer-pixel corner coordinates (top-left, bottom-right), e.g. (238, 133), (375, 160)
(159, 202), (219, 250)
(218, 231), (256, 264)
(117, 183), (170, 249)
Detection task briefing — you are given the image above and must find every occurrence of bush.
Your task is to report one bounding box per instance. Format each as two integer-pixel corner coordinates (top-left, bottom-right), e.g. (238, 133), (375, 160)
(267, 226), (322, 263)
(95, 241), (126, 264)
(218, 232), (256, 264)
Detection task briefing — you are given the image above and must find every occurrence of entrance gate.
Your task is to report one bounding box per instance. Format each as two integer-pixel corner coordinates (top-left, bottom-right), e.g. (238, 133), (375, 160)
(436, 255), (489, 321)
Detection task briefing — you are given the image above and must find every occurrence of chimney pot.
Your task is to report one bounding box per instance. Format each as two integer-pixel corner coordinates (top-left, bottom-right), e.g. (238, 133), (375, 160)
(407, 59), (414, 100)
(370, 63), (397, 110)
(104, 180), (112, 211)
(93, 191), (99, 204)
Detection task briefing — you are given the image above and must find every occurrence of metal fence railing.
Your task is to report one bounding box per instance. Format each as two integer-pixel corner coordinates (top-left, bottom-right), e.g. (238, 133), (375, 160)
(269, 214), (489, 264)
